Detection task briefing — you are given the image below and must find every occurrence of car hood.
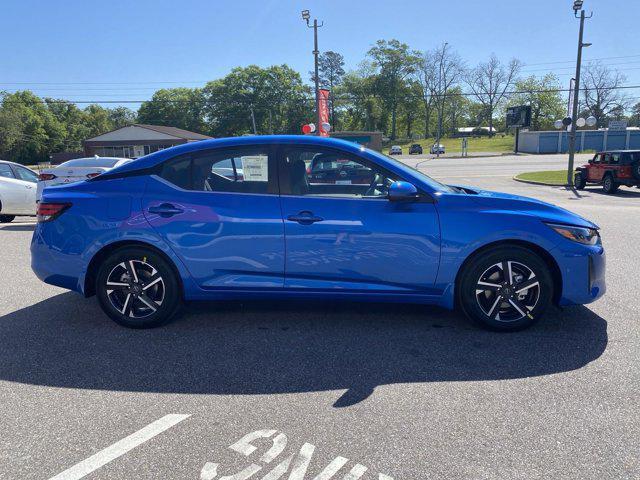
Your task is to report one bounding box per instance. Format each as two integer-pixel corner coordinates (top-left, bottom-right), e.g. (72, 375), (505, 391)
(451, 185), (599, 229)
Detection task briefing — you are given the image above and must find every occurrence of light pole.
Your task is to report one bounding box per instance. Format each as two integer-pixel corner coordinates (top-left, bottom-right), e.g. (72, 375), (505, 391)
(567, 0), (592, 187)
(302, 10), (323, 136)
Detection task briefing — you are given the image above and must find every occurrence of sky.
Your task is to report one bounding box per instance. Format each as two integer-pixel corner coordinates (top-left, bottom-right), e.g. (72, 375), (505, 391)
(1, 0), (639, 108)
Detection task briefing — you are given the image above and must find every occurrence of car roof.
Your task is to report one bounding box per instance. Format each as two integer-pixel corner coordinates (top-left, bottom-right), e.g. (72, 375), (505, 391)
(110, 136), (369, 175)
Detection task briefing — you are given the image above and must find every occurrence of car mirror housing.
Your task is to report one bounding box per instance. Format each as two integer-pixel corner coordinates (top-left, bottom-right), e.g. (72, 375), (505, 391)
(388, 181), (419, 202)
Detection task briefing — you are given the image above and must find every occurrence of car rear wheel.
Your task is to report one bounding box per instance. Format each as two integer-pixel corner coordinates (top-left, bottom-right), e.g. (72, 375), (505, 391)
(96, 247), (181, 328)
(458, 246), (553, 331)
(632, 162), (640, 182)
(0, 215), (15, 223)
(602, 174), (619, 194)
(574, 171), (586, 190)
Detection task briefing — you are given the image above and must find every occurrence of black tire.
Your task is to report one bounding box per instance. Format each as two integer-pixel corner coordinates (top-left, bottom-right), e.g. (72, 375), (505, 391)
(457, 246), (554, 331)
(602, 174), (619, 194)
(96, 247), (182, 328)
(632, 162), (640, 182)
(0, 215), (15, 223)
(574, 171), (586, 190)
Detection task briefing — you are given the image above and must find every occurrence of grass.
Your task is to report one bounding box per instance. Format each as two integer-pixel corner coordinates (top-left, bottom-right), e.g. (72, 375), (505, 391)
(394, 135), (516, 153)
(515, 170), (567, 185)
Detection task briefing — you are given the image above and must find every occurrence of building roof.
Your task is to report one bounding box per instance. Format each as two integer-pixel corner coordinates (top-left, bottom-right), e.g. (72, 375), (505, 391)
(85, 124), (211, 143)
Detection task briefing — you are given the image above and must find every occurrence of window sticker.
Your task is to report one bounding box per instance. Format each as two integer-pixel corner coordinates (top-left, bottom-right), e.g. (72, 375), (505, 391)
(240, 155), (269, 182)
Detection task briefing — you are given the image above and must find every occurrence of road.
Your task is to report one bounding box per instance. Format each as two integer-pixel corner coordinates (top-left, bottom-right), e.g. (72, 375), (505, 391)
(0, 153), (638, 480)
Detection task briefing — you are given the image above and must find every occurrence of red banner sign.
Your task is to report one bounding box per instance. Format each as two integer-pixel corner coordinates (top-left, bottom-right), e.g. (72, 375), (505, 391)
(318, 89), (330, 137)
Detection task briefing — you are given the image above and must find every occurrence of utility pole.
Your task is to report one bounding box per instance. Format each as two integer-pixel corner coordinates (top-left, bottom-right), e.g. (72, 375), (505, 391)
(250, 107), (257, 135)
(302, 10), (323, 135)
(567, 0), (592, 187)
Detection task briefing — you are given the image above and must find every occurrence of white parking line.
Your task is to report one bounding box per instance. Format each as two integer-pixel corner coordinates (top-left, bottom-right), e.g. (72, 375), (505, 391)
(47, 414), (190, 480)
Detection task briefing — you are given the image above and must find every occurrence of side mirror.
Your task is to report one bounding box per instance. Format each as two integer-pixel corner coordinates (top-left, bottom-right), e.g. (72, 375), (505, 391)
(388, 181), (419, 202)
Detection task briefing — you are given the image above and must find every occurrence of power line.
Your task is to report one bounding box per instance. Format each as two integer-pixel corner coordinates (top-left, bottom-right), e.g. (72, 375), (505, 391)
(522, 53), (640, 67)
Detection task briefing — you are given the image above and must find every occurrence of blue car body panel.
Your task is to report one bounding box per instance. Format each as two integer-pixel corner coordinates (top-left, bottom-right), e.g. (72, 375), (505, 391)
(31, 136), (606, 310)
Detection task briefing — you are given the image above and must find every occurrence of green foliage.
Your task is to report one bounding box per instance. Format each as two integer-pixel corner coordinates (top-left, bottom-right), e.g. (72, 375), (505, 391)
(138, 88), (204, 133)
(202, 65), (311, 136)
(509, 74), (565, 131)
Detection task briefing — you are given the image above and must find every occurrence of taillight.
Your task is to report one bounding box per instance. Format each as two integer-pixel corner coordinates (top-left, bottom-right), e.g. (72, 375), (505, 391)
(86, 172), (101, 179)
(37, 202), (71, 222)
(38, 173), (57, 181)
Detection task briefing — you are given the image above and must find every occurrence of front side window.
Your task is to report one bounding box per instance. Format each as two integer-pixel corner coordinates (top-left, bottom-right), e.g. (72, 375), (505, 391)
(159, 148), (271, 194)
(0, 164), (16, 179)
(281, 148), (398, 198)
(610, 153), (621, 164)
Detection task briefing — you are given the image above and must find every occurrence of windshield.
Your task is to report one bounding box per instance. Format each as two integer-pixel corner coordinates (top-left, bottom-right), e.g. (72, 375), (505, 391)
(60, 158), (123, 168)
(367, 148), (456, 193)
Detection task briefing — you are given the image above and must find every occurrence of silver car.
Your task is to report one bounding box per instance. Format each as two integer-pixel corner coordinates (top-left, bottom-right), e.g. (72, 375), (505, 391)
(0, 160), (38, 222)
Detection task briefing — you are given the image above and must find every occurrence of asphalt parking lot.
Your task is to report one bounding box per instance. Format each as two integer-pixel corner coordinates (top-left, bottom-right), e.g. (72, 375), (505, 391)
(0, 153), (638, 479)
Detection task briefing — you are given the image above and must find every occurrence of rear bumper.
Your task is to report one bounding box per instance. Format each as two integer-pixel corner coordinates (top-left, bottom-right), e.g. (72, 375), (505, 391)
(31, 226), (85, 294)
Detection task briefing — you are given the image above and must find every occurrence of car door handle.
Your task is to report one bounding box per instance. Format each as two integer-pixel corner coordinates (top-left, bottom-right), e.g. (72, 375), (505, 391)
(287, 211), (323, 225)
(25, 185), (33, 189)
(148, 203), (184, 217)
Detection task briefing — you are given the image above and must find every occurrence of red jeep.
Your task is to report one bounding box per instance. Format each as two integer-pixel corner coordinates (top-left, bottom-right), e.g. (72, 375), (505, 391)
(575, 150), (640, 194)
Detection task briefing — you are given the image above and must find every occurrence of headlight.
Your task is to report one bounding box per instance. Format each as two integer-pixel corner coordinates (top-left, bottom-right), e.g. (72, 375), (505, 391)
(546, 223), (601, 245)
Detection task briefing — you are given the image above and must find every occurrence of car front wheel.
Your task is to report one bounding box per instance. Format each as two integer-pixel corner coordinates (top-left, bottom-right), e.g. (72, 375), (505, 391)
(96, 247), (182, 328)
(574, 172), (586, 190)
(458, 246), (553, 331)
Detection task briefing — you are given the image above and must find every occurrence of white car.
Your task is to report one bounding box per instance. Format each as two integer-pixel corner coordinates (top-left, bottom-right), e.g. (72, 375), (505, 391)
(0, 160), (38, 222)
(430, 143), (445, 154)
(37, 156), (132, 200)
(389, 145), (402, 155)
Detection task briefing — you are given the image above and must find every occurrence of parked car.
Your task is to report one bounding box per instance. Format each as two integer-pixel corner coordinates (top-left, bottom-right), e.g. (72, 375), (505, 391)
(388, 145), (402, 155)
(31, 136), (605, 331)
(0, 160), (38, 222)
(409, 144), (423, 155)
(430, 143), (445, 155)
(36, 156), (132, 200)
(575, 150), (640, 194)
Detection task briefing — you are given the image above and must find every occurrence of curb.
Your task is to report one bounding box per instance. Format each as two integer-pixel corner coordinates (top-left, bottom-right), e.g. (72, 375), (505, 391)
(512, 175), (567, 187)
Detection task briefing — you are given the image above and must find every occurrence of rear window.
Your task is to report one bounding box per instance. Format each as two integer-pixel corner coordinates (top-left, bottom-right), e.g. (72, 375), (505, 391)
(59, 158), (122, 168)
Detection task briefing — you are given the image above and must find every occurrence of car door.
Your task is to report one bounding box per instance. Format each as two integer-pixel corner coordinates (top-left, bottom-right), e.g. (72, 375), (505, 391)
(277, 145), (440, 293)
(10, 164), (38, 214)
(588, 153), (604, 182)
(142, 145), (285, 289)
(0, 163), (25, 214)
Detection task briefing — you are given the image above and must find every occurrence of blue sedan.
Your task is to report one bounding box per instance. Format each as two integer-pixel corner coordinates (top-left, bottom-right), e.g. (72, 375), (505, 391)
(31, 136), (605, 331)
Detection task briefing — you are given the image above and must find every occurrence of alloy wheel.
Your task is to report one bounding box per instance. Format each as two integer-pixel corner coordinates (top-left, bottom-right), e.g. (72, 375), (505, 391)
(106, 259), (165, 318)
(475, 261), (540, 323)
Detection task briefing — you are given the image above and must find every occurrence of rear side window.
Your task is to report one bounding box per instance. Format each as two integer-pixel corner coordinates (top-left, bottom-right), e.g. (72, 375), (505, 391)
(0, 164), (15, 179)
(160, 156), (191, 190)
(14, 165), (38, 183)
(159, 148), (271, 194)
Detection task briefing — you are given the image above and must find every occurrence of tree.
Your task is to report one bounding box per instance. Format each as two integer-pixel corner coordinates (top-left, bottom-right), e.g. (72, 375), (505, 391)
(0, 91), (65, 164)
(109, 106), (137, 129)
(581, 61), (629, 128)
(416, 51), (438, 138)
(431, 43), (464, 140)
(311, 51), (346, 128)
(629, 102), (640, 127)
(337, 64), (383, 132)
(138, 88), (205, 133)
(444, 86), (471, 135)
(203, 65), (310, 136)
(509, 74), (565, 131)
(465, 54), (521, 135)
(367, 39), (421, 139)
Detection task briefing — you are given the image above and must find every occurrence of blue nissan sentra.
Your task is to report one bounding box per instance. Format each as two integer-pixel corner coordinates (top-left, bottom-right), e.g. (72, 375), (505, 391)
(31, 136), (605, 331)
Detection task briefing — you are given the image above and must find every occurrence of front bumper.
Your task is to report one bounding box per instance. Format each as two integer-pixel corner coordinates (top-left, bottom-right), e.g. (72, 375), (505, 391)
(554, 244), (606, 306)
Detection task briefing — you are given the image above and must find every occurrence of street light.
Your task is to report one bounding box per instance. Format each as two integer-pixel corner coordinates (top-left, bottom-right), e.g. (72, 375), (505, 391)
(566, 0), (592, 187)
(301, 9), (323, 135)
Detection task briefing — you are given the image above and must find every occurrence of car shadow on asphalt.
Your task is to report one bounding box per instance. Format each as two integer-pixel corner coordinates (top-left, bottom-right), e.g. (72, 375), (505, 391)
(0, 293), (608, 408)
(0, 224), (35, 232)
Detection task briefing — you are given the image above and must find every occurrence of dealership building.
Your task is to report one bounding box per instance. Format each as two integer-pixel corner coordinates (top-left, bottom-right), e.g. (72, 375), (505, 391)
(82, 124), (211, 158)
(518, 128), (640, 154)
